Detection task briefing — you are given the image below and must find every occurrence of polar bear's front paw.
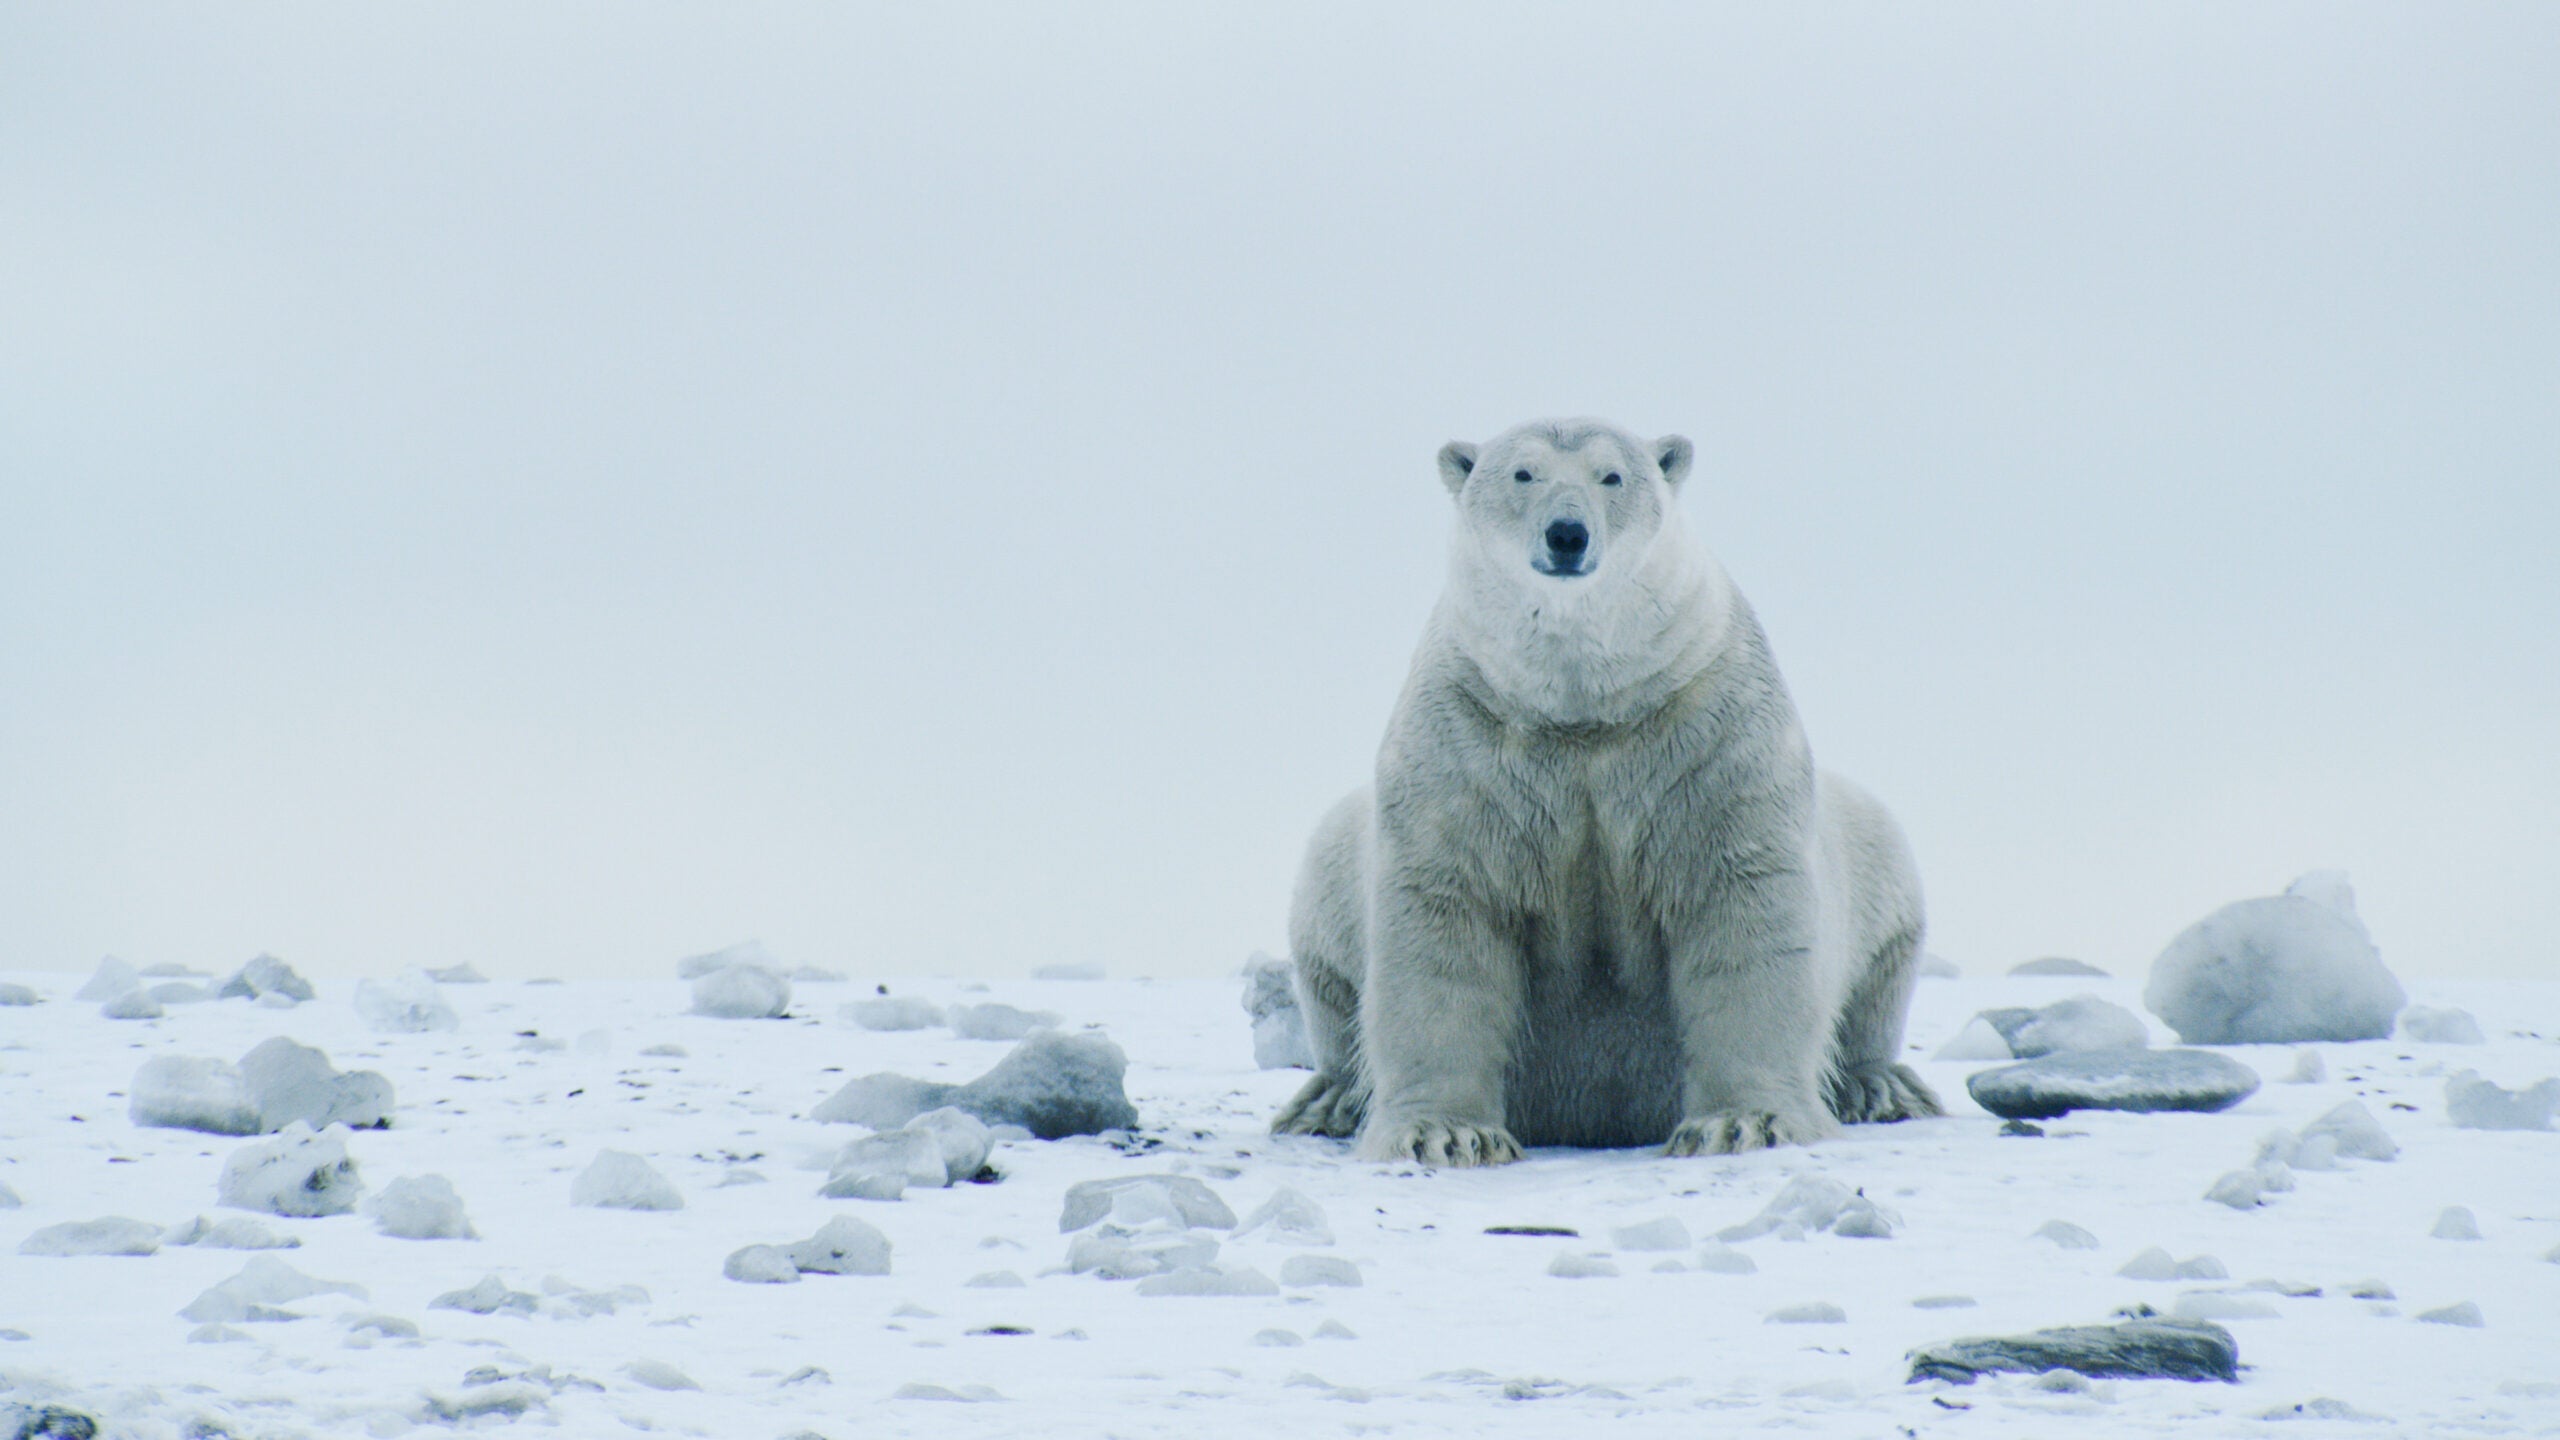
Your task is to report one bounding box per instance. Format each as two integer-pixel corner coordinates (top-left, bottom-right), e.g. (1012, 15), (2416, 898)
(1826, 1062), (1944, 1125)
(1664, 1109), (1830, 1156)
(1271, 1071), (1371, 1138)
(1358, 1116), (1522, 1168)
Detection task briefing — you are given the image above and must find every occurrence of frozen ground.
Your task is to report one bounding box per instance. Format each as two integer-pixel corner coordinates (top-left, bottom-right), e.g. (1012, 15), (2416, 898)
(3, 966), (2555, 1438)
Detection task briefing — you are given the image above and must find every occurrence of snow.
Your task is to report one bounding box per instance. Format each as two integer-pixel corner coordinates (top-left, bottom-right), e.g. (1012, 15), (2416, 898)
(2145, 875), (2407, 1044)
(2, 968), (2555, 1438)
(351, 969), (460, 1033)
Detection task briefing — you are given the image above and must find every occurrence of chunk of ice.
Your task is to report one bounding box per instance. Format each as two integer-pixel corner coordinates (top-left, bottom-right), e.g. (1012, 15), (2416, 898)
(218, 1123), (365, 1217)
(570, 1150), (682, 1211)
(369, 1174), (477, 1239)
(352, 970), (459, 1033)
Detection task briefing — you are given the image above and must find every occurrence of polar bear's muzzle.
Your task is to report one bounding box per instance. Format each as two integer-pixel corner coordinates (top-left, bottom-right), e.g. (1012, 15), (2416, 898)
(1533, 517), (1594, 578)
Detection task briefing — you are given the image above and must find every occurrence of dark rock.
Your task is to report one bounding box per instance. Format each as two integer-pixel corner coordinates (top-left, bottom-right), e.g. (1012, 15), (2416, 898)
(810, 1030), (1137, 1139)
(1967, 1049), (2259, 1120)
(8, 1406), (100, 1440)
(1907, 1317), (2239, 1385)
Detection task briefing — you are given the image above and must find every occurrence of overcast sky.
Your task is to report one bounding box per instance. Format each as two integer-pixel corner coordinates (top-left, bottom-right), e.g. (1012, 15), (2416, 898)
(3, 5), (2553, 987)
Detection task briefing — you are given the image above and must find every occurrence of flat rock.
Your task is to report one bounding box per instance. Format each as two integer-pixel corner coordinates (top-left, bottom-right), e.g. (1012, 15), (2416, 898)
(1907, 1317), (2240, 1384)
(815, 1030), (1138, 1139)
(1965, 1049), (2260, 1120)
(2144, 880), (2404, 1044)
(100, 989), (163, 1019)
(2011, 957), (2109, 977)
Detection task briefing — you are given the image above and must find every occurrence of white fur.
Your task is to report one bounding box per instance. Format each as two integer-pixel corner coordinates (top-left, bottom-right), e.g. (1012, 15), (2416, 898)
(1273, 418), (1940, 1165)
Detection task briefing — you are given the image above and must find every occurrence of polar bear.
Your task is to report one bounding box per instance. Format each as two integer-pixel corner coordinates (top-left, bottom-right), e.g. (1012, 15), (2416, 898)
(1272, 418), (1940, 1165)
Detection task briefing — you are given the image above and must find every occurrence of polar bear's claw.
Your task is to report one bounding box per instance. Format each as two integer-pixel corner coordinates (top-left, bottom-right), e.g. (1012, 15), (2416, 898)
(1272, 1071), (1370, 1139)
(1826, 1062), (1943, 1125)
(1360, 1117), (1522, 1168)
(1664, 1110), (1828, 1156)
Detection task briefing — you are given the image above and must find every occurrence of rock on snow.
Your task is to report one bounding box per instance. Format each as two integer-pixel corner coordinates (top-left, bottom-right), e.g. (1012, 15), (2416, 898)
(2144, 871), (2405, 1044)
(1906, 1317), (2241, 1384)
(571, 1150), (683, 1211)
(218, 1123), (366, 1217)
(813, 1029), (1138, 1139)
(1965, 1049), (2260, 1120)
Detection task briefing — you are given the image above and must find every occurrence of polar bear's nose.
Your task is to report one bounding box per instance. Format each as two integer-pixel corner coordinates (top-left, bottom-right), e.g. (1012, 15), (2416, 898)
(1545, 519), (1589, 557)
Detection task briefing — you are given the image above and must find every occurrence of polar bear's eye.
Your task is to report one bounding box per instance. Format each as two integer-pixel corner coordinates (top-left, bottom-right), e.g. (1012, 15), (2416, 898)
(1513, 469), (1534, 483)
(1602, 472), (1622, 486)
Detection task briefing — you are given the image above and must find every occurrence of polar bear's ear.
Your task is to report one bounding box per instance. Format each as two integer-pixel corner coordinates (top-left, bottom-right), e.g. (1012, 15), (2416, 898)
(1654, 435), (1696, 489)
(1437, 441), (1479, 497)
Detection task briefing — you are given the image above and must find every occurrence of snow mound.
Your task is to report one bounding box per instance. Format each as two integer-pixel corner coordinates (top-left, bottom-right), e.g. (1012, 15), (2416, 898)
(1135, 1264), (1278, 1297)
(2033, 1220), (2101, 1250)
(178, 1256), (366, 1322)
(1060, 1175), (1238, 1233)
(1032, 962), (1105, 981)
(424, 963), (488, 983)
(216, 954), (314, 1005)
(2296, 1099), (2399, 1161)
(239, 1037), (395, 1131)
(1766, 1301), (1847, 1324)
(1547, 1252), (1617, 1278)
(2400, 1006), (2485, 1044)
(353, 969), (459, 1033)
(2430, 1206), (2480, 1241)
(691, 962), (791, 1019)
(101, 989), (163, 1019)
(2144, 875), (2404, 1043)
(846, 996), (943, 1031)
(130, 1055), (263, 1135)
(369, 1174), (477, 1239)
(1610, 1217), (1691, 1252)
(1279, 1253), (1360, 1286)
(946, 1002), (1061, 1041)
(2416, 1301), (2484, 1328)
(571, 1150), (682, 1211)
(1241, 952), (1314, 1070)
(813, 1029), (1138, 1139)
(0, 981), (38, 1006)
(2118, 1247), (2225, 1280)
(19, 1217), (162, 1257)
(2011, 957), (2109, 977)
(1917, 953), (1961, 978)
(2443, 1070), (2559, 1130)
(218, 1123), (365, 1217)
(163, 1215), (300, 1250)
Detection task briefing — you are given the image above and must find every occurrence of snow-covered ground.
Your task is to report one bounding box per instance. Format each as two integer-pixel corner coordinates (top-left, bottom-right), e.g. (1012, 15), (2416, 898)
(3, 966), (2555, 1438)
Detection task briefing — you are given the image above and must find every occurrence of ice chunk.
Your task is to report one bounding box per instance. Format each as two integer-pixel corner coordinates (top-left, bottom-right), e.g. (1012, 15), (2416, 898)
(1717, 1175), (1895, 1242)
(692, 963), (790, 1019)
(2283, 1050), (2325, 1083)
(846, 995), (942, 1030)
(75, 956), (142, 1001)
(2007, 996), (2149, 1057)
(239, 1037), (395, 1131)
(1934, 1016), (2016, 1061)
(1918, 953), (1961, 978)
(0, 1180), (18, 1208)
(2443, 1070), (2560, 1131)
(1547, 1252), (1618, 1278)
(2416, 1301), (2484, 1328)
(1278, 1254), (1362, 1287)
(1058, 1175), (1237, 1233)
(893, 1383), (1006, 1401)
(964, 1270), (1026, 1288)
(641, 1043), (687, 1058)
(1241, 952), (1315, 1070)
(679, 940), (776, 979)
(2399, 1006), (2485, 1044)
(369, 1174), (477, 1239)
(625, 1360), (699, 1391)
(1966, 1049), (2259, 1120)
(353, 970), (459, 1033)
(2032, 1220), (2100, 1250)
(163, 1215), (300, 1250)
(0, 981), (38, 1005)
(1694, 1243), (1757, 1274)
(148, 981), (209, 1004)
(2429, 1206), (2481, 1241)
(2284, 869), (2357, 920)
(178, 1256), (365, 1322)
(1253, 1328), (1304, 1346)
(217, 953), (314, 1004)
(1032, 962), (1105, 981)
(2145, 882), (2404, 1043)
(724, 1245), (802, 1283)
(570, 1150), (682, 1211)
(2298, 1099), (2398, 1160)
(2011, 957), (2108, 977)
(1234, 1187), (1333, 1246)
(430, 1274), (539, 1315)
(2204, 1170), (2263, 1210)
(424, 963), (489, 983)
(791, 965), (847, 982)
(906, 1107), (993, 1184)
(19, 1217), (161, 1256)
(1066, 1227), (1219, 1279)
(1913, 1295), (1977, 1308)
(815, 1030), (1139, 1139)
(2118, 1247), (2226, 1280)
(1313, 1319), (1358, 1339)
(219, 1123), (365, 1217)
(130, 1056), (264, 1135)
(1766, 1302), (1847, 1324)
(101, 989), (163, 1019)
(821, 1129), (947, 1198)
(1908, 1317), (2239, 1384)
(946, 1002), (1062, 1041)
(786, 1215), (893, 1275)
(1134, 1264), (1278, 1296)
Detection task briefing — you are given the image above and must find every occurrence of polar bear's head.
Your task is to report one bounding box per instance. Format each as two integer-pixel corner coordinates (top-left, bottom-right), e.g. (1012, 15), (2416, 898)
(1437, 418), (1695, 588)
